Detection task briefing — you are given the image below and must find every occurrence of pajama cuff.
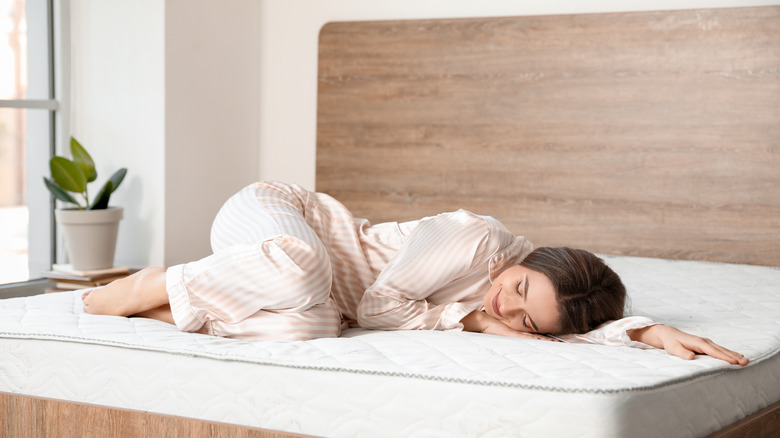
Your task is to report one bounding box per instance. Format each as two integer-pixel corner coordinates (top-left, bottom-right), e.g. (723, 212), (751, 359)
(569, 316), (658, 349)
(440, 302), (480, 331)
(165, 263), (207, 333)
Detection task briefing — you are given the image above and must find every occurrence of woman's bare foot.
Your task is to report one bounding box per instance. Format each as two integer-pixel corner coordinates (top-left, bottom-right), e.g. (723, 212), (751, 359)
(82, 267), (169, 317)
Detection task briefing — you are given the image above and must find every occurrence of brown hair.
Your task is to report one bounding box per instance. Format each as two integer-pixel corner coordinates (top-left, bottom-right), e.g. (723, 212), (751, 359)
(520, 247), (626, 335)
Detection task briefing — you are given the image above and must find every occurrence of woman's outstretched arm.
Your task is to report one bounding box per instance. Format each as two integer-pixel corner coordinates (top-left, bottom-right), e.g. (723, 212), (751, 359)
(627, 324), (749, 366)
(558, 317), (748, 366)
(467, 311), (749, 366)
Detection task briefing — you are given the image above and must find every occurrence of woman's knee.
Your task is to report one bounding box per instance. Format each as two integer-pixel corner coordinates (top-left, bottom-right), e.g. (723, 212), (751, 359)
(210, 182), (311, 252)
(264, 234), (333, 305)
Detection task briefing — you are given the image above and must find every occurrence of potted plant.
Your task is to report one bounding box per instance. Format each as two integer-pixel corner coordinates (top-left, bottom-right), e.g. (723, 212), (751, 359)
(43, 137), (128, 270)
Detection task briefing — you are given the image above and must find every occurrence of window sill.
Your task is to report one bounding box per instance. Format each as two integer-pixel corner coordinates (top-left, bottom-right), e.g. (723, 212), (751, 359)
(0, 279), (56, 299)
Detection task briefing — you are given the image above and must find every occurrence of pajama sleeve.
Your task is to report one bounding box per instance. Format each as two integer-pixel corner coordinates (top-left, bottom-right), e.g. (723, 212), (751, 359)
(356, 210), (495, 331)
(557, 316), (659, 349)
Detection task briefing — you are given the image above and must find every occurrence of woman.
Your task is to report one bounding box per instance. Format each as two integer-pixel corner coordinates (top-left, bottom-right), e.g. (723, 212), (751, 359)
(83, 181), (747, 366)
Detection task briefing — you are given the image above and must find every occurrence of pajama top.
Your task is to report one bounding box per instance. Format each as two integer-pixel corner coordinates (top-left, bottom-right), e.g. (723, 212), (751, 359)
(165, 181), (656, 344)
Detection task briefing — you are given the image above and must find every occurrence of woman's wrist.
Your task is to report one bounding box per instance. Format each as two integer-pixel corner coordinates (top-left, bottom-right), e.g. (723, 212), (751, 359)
(627, 324), (664, 348)
(461, 310), (489, 333)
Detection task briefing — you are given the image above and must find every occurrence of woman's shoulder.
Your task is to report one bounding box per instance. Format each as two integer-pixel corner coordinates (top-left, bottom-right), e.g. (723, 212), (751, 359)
(431, 210), (527, 258)
(419, 210), (519, 244)
(427, 209), (499, 227)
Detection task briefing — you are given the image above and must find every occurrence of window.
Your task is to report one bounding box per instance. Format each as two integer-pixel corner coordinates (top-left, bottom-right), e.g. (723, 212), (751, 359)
(0, 0), (61, 285)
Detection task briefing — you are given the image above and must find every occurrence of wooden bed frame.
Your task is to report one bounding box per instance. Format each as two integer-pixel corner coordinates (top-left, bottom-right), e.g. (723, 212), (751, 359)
(3, 6), (779, 437)
(316, 6), (780, 267)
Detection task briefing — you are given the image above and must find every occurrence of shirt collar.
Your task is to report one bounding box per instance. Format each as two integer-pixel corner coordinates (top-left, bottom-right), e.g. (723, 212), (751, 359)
(488, 235), (533, 282)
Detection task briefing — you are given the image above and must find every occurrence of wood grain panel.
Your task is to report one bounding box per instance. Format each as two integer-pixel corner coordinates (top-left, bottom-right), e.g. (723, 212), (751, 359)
(707, 400), (780, 438)
(316, 7), (780, 266)
(0, 392), (311, 438)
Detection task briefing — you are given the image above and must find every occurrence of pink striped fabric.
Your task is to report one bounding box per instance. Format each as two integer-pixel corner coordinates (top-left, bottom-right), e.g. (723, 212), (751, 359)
(165, 181), (655, 343)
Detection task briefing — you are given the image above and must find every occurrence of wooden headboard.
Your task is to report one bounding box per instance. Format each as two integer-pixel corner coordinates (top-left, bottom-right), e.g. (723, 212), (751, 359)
(316, 6), (780, 266)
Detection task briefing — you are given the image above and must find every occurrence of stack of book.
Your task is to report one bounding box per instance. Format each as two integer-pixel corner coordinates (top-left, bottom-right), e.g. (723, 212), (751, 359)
(44, 264), (132, 292)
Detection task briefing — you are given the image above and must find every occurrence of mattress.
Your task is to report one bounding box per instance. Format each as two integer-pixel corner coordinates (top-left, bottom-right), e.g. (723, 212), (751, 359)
(1, 255), (779, 437)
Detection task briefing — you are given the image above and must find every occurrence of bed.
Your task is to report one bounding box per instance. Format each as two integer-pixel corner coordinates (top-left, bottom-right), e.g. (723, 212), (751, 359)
(2, 5), (779, 438)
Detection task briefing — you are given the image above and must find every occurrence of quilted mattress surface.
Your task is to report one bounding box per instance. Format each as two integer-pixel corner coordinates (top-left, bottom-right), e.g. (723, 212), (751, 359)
(1, 255), (779, 437)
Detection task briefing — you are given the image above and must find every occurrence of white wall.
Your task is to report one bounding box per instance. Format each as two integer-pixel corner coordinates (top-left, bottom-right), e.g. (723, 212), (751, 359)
(70, 0), (260, 268)
(257, 0), (780, 190)
(164, 0), (261, 266)
(70, 0), (166, 267)
(69, 0), (778, 268)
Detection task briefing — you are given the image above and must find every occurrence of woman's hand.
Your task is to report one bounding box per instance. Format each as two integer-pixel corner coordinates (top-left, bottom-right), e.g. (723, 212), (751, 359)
(627, 325), (749, 366)
(461, 310), (558, 342)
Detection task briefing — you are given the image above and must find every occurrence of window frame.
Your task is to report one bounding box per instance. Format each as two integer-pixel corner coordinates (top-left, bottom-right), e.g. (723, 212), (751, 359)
(0, 0), (70, 289)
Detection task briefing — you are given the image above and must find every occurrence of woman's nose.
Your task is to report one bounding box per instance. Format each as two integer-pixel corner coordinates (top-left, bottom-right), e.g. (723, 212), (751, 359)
(501, 291), (522, 316)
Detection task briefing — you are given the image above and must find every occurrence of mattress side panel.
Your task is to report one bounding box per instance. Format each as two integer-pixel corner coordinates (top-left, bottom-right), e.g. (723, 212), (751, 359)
(2, 337), (779, 437)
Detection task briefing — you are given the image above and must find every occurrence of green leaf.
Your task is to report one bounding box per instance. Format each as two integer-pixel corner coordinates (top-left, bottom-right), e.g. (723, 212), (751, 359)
(108, 168), (127, 193)
(50, 156), (87, 193)
(71, 137), (97, 183)
(89, 180), (113, 210)
(43, 177), (83, 207)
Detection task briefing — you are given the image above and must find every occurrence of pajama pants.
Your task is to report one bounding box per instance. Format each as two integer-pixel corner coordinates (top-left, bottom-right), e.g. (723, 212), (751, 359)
(165, 182), (342, 341)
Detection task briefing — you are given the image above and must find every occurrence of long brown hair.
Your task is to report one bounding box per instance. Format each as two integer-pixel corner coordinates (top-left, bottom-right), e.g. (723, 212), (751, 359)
(520, 247), (626, 335)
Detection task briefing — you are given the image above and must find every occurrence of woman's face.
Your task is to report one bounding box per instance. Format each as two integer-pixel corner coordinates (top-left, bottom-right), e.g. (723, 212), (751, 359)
(483, 265), (560, 334)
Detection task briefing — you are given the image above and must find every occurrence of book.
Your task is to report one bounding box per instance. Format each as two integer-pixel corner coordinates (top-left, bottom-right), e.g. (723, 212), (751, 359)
(54, 274), (129, 290)
(52, 264), (130, 277)
(44, 264), (131, 282)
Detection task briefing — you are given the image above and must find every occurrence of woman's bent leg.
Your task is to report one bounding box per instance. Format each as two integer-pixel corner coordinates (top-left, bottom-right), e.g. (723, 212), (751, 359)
(163, 182), (341, 338)
(205, 297), (342, 341)
(133, 304), (175, 325)
(84, 182), (341, 340)
(166, 233), (336, 335)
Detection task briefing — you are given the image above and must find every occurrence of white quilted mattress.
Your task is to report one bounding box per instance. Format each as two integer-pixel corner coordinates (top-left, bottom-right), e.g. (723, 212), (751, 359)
(1, 255), (779, 437)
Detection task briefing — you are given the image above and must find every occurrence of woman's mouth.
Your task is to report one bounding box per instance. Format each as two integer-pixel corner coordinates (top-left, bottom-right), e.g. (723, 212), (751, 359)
(492, 291), (502, 317)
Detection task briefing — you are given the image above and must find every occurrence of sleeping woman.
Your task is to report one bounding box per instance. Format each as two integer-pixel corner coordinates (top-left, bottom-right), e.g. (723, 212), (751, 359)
(82, 181), (748, 366)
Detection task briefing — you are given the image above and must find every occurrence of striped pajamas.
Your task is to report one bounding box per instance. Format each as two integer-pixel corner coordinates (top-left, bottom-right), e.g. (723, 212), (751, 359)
(166, 183), (342, 340)
(165, 181), (655, 344)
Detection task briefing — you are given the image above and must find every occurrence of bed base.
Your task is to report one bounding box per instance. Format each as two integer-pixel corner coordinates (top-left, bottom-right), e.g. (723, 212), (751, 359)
(1, 391), (778, 437)
(708, 401), (780, 438)
(0, 391), (309, 438)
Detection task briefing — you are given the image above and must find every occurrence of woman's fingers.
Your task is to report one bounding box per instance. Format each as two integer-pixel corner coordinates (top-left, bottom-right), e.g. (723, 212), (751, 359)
(686, 338), (749, 366)
(476, 315), (559, 341)
(525, 333), (561, 342)
(498, 327), (558, 342)
(664, 341), (696, 360)
(505, 331), (557, 341)
(667, 335), (749, 366)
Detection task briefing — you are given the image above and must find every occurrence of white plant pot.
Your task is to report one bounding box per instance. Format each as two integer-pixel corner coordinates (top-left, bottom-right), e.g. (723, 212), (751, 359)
(55, 207), (123, 270)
